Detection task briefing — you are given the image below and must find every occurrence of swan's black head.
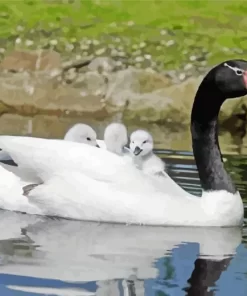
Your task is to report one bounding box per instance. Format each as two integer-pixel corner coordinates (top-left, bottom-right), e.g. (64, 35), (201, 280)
(214, 59), (247, 98)
(193, 59), (247, 123)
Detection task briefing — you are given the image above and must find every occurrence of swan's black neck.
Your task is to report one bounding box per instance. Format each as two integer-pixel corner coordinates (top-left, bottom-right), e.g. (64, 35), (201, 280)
(191, 78), (236, 194)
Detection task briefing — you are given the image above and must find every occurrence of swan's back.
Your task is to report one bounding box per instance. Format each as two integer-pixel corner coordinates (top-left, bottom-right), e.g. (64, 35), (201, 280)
(0, 135), (189, 199)
(0, 136), (127, 181)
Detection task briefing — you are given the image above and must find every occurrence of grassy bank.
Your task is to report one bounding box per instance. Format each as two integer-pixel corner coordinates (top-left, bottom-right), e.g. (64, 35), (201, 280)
(0, 0), (247, 73)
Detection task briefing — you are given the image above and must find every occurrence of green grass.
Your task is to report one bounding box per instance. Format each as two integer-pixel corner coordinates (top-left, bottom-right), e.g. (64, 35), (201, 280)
(0, 0), (247, 72)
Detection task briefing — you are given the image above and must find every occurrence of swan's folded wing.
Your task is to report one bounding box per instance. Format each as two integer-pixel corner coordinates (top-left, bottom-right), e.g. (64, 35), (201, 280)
(0, 136), (193, 202)
(0, 136), (140, 184)
(26, 171), (161, 222)
(0, 163), (40, 184)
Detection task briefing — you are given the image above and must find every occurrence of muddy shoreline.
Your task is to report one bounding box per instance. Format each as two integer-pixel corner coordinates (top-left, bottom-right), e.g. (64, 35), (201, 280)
(0, 57), (246, 127)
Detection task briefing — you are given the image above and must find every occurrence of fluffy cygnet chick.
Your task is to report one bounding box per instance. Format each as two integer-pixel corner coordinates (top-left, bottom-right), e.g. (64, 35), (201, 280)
(98, 122), (129, 156)
(130, 129), (166, 176)
(64, 123), (99, 147)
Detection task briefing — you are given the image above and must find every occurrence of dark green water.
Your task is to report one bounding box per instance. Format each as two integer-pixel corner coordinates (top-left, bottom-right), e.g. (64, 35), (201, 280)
(0, 149), (246, 296)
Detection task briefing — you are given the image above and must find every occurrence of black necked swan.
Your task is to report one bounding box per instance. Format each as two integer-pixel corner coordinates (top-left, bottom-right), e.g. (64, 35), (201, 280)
(0, 59), (246, 226)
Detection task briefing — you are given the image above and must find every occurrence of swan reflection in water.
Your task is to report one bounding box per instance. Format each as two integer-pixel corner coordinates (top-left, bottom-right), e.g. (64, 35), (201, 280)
(0, 211), (241, 295)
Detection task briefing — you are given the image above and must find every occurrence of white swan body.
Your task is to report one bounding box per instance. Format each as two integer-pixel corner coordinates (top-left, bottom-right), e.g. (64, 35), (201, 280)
(0, 135), (242, 227)
(0, 59), (246, 227)
(130, 129), (166, 176)
(28, 171), (243, 226)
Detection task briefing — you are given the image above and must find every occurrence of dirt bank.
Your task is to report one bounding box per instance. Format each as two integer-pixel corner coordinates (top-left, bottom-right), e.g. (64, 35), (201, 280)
(0, 51), (246, 136)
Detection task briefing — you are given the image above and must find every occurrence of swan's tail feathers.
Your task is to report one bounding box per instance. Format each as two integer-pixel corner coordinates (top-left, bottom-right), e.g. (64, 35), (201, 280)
(0, 149), (18, 166)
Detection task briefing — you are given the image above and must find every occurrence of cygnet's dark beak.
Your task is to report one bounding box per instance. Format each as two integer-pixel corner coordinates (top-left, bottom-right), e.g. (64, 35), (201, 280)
(133, 146), (142, 156)
(96, 144), (100, 148)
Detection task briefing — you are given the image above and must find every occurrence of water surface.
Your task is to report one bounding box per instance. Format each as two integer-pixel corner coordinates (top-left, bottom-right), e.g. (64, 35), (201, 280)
(0, 148), (246, 295)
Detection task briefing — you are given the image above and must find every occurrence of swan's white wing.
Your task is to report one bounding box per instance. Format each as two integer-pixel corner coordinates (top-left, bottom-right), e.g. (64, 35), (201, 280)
(96, 139), (106, 149)
(0, 136), (240, 226)
(0, 136), (152, 189)
(0, 163), (41, 184)
(0, 135), (192, 197)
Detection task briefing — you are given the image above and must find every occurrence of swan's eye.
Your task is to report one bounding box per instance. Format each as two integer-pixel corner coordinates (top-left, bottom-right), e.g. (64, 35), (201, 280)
(235, 69), (244, 76)
(224, 63), (245, 76)
(87, 137), (91, 141)
(143, 140), (147, 144)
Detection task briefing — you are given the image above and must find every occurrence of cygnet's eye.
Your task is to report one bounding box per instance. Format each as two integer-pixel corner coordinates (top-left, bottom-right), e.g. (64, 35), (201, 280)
(143, 140), (147, 144)
(87, 137), (91, 141)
